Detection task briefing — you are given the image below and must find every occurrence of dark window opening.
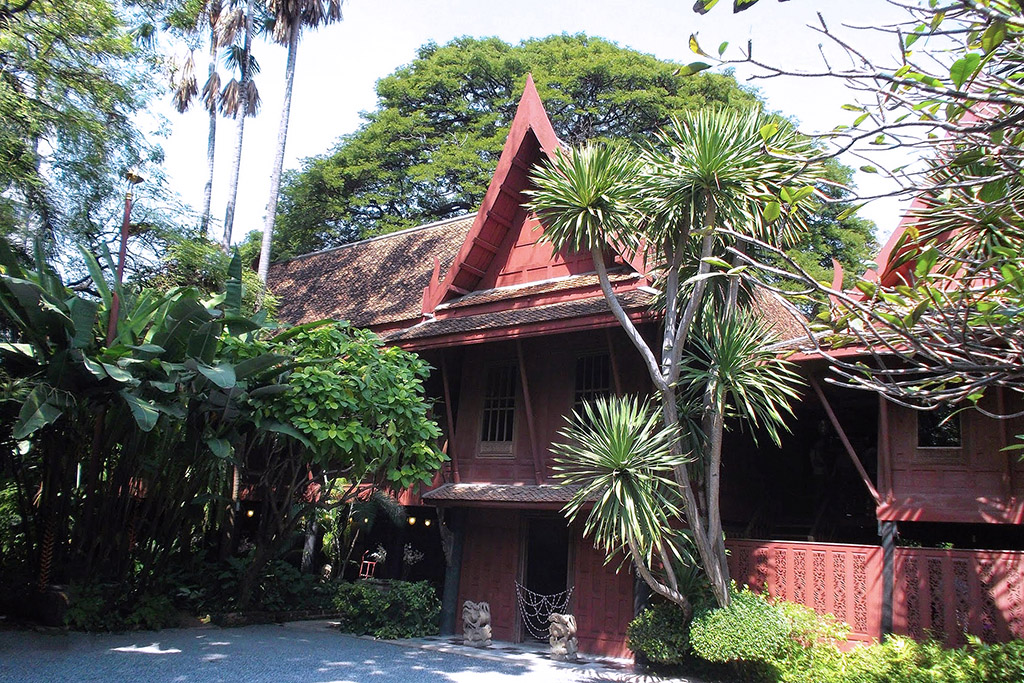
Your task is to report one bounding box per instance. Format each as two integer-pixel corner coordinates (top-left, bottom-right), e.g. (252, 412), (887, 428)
(918, 407), (962, 448)
(481, 364), (516, 453)
(574, 353), (612, 416)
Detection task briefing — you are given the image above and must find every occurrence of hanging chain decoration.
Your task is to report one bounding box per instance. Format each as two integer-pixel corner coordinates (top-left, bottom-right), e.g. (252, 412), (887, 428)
(514, 582), (574, 640)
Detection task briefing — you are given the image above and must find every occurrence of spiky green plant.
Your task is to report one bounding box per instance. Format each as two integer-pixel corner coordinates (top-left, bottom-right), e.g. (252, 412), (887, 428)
(553, 395), (695, 610)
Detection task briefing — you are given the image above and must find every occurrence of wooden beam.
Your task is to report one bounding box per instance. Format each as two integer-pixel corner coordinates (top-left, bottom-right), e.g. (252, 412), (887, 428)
(516, 340), (545, 485)
(472, 237), (500, 254)
(461, 263), (486, 278)
(447, 284), (470, 296)
(440, 352), (460, 484)
(486, 209), (514, 230)
(809, 376), (882, 505)
(878, 394), (894, 503)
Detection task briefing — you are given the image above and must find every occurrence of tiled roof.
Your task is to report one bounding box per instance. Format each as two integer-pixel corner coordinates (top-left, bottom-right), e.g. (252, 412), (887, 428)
(422, 483), (583, 504)
(267, 215), (474, 329)
(753, 288), (811, 344)
(439, 270), (639, 310)
(386, 290), (656, 343)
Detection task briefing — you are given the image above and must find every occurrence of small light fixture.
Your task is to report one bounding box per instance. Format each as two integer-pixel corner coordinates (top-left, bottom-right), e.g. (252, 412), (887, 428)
(363, 517), (369, 524)
(423, 519), (432, 527)
(408, 516), (417, 526)
(245, 509), (254, 518)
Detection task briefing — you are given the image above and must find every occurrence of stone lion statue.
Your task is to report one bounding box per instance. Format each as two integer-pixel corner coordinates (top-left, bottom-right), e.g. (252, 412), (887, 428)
(547, 613), (578, 661)
(462, 600), (492, 647)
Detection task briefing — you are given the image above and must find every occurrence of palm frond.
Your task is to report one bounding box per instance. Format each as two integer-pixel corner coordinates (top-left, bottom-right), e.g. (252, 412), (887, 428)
(553, 395), (690, 559)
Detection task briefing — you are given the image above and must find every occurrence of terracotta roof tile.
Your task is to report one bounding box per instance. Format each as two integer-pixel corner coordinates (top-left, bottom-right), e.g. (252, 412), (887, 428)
(422, 483), (584, 504)
(267, 215), (474, 329)
(386, 290), (656, 343)
(440, 271), (639, 310)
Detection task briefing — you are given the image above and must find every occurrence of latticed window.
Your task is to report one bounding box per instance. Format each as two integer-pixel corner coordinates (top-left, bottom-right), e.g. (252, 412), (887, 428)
(574, 354), (612, 416)
(480, 364), (517, 454)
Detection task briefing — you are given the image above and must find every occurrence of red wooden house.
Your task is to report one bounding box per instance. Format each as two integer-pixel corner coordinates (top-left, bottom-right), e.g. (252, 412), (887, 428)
(269, 78), (1024, 656)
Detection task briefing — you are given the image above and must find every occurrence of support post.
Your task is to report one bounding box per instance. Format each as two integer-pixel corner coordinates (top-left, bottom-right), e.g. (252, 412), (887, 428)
(440, 508), (465, 636)
(879, 520), (896, 637)
(515, 340), (544, 485)
(440, 352), (460, 484)
(605, 328), (623, 395)
(809, 376), (882, 505)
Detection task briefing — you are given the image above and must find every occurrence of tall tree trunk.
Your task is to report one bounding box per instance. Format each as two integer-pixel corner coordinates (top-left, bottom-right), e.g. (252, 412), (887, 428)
(201, 30), (217, 238)
(257, 22), (299, 293)
(221, 0), (254, 250)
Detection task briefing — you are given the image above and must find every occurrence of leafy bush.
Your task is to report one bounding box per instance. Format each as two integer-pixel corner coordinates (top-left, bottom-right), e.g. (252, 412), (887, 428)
(690, 587), (791, 666)
(333, 580), (440, 639)
(64, 584), (179, 631)
(627, 602), (692, 664)
(685, 585), (1024, 683)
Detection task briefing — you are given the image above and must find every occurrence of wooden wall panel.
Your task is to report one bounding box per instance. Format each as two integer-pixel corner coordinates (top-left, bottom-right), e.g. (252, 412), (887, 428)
(881, 401), (1024, 523)
(572, 528), (634, 657)
(457, 509), (521, 642)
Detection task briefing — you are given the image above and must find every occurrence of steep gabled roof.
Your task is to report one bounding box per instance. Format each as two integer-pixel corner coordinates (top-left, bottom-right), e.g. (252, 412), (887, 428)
(267, 215), (472, 330)
(420, 75), (568, 313)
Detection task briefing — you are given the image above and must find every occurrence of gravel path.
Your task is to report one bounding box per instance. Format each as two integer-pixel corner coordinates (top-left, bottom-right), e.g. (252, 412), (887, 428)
(0, 621), (663, 683)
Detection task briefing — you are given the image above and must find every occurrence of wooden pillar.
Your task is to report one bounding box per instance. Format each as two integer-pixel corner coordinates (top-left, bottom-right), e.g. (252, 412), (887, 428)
(440, 353), (460, 484)
(878, 395), (894, 502)
(605, 328), (623, 395)
(879, 519), (897, 637)
(516, 340), (544, 485)
(440, 508), (466, 636)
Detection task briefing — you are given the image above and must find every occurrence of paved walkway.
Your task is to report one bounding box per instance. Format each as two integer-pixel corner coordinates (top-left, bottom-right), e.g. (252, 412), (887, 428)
(0, 620), (701, 682)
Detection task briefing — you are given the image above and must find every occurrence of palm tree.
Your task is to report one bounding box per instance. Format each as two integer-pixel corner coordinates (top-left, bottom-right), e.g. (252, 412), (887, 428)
(528, 107), (824, 607)
(256, 0), (343, 290)
(171, 0), (225, 237)
(219, 0), (262, 249)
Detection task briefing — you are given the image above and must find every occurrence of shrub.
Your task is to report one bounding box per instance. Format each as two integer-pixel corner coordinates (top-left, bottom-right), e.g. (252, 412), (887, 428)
(690, 587), (791, 666)
(64, 584), (179, 631)
(627, 602), (691, 664)
(333, 580), (440, 639)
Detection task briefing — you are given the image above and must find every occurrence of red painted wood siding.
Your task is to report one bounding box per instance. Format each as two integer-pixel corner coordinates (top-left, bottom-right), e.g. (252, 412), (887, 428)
(451, 331), (651, 485)
(728, 539), (884, 644)
(457, 509), (521, 642)
(572, 530), (634, 657)
(879, 396), (1024, 523)
(894, 547), (1024, 647)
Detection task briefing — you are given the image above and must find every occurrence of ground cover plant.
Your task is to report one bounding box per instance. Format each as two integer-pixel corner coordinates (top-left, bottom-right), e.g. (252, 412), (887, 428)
(332, 580), (440, 640)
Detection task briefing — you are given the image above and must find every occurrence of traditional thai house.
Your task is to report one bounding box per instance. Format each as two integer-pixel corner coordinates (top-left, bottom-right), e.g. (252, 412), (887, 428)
(269, 77), (1024, 656)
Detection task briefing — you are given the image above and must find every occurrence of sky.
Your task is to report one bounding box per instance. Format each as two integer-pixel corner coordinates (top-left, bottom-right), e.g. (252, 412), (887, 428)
(160, 0), (917, 250)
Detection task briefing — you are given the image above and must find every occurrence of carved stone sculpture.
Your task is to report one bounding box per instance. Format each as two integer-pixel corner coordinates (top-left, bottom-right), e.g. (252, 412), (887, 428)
(462, 600), (492, 647)
(547, 613), (578, 661)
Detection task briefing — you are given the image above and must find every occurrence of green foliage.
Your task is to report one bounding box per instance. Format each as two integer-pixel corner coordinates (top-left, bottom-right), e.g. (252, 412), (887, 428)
(690, 587), (792, 666)
(684, 587), (1024, 683)
(274, 33), (760, 258)
(678, 310), (803, 448)
(553, 395), (689, 562)
(65, 584), (179, 632)
(627, 602), (692, 665)
(0, 0), (168, 252)
(145, 233), (277, 317)
(332, 580), (440, 639)
(0, 240), (443, 611)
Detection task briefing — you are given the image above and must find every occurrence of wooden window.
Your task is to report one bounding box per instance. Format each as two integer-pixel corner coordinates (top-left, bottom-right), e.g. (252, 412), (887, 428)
(574, 353), (612, 415)
(915, 406), (965, 466)
(480, 364), (517, 455)
(917, 407), (962, 448)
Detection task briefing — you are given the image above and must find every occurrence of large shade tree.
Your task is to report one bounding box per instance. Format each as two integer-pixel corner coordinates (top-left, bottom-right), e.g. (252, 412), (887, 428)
(272, 34), (874, 273)
(528, 108), (823, 609)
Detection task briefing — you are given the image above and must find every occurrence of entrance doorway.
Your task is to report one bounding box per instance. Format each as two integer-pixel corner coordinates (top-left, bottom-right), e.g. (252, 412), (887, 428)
(520, 515), (571, 641)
